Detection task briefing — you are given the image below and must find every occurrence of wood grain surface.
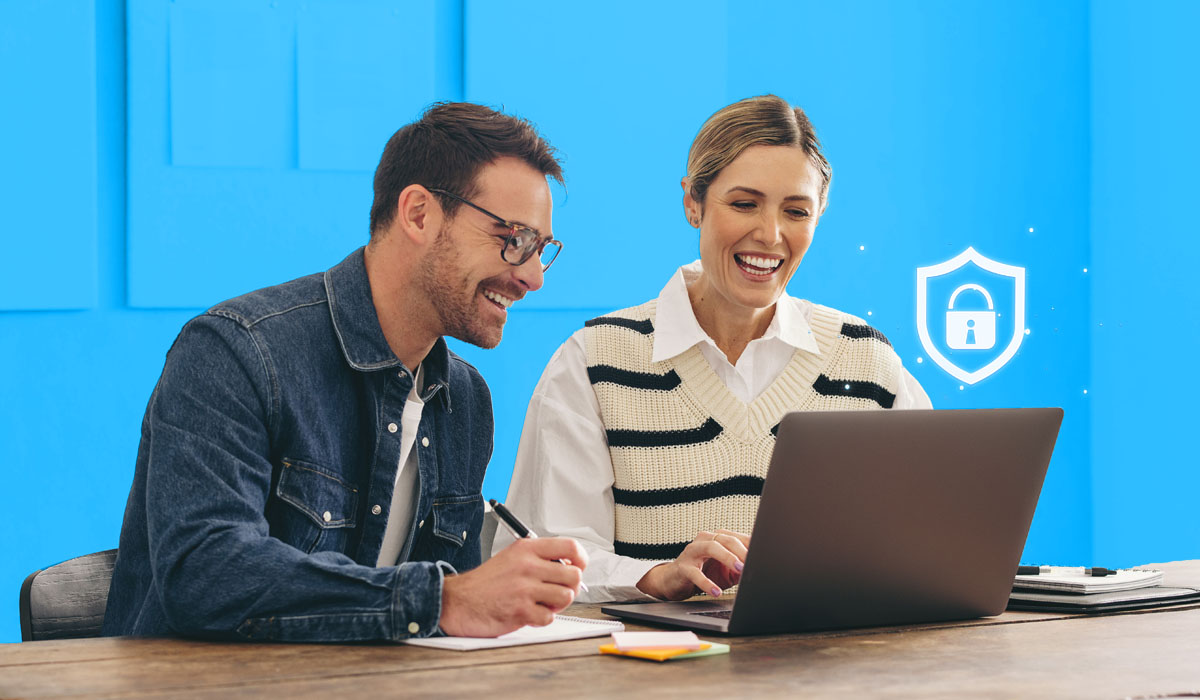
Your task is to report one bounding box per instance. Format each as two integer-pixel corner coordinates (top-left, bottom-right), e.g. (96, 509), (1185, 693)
(2, 561), (1198, 699)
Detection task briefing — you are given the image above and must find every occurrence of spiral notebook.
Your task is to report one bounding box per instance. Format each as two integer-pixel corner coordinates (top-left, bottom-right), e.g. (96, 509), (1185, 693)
(402, 615), (624, 651)
(1012, 567), (1164, 594)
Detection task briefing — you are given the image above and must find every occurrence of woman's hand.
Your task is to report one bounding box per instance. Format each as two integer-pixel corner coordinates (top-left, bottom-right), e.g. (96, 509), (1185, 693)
(635, 529), (751, 601)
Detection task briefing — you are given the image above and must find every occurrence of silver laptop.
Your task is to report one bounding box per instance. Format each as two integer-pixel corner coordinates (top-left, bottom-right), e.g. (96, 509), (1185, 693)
(601, 408), (1063, 635)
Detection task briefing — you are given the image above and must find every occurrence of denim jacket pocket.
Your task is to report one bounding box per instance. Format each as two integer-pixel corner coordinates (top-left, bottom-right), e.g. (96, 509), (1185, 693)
(273, 458), (359, 554)
(430, 494), (483, 565)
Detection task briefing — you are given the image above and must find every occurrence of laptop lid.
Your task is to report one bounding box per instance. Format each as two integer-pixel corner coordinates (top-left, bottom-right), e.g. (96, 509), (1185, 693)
(602, 408), (1062, 635)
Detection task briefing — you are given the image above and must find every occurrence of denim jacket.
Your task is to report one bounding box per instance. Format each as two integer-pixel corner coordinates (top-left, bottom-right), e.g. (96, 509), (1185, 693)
(102, 247), (493, 642)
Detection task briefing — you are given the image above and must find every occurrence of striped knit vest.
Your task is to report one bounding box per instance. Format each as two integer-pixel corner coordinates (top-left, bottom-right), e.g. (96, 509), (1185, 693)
(583, 300), (901, 561)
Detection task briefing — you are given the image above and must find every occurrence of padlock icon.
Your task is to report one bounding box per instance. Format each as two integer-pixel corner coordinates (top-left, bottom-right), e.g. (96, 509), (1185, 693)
(946, 284), (996, 350)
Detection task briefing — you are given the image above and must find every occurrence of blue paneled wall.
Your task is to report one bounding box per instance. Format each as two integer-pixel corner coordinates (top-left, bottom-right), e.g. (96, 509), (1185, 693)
(0, 2), (99, 309)
(1090, 0), (1200, 565)
(2, 1), (1197, 643)
(127, 0), (464, 309)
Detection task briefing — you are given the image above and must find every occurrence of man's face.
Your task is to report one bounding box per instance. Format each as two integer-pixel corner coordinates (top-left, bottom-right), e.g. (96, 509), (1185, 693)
(419, 157), (554, 349)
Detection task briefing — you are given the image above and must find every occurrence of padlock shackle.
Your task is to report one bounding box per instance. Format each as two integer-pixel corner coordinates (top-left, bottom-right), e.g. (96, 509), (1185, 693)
(948, 283), (994, 310)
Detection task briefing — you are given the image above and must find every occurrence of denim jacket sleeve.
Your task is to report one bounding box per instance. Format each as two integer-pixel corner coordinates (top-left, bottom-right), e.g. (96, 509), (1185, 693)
(143, 313), (447, 642)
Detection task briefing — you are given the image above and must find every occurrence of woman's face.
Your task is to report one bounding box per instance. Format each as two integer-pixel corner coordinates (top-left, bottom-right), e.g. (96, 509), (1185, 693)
(686, 145), (824, 315)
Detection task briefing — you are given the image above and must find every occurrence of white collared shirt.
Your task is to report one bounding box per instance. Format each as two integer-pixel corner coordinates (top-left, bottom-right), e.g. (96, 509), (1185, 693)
(495, 261), (932, 601)
(653, 261), (823, 403)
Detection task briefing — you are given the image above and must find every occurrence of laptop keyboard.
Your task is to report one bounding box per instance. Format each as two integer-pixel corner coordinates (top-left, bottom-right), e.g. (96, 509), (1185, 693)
(692, 609), (733, 619)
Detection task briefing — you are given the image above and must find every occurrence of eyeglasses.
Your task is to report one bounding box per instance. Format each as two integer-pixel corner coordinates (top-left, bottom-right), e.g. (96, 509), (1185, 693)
(429, 188), (562, 271)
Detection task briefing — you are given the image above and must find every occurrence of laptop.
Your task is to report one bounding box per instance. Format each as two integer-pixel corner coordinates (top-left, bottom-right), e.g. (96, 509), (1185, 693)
(601, 408), (1063, 635)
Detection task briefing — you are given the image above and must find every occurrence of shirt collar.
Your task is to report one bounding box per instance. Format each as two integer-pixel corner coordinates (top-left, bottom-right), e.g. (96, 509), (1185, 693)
(324, 247), (452, 402)
(651, 259), (821, 363)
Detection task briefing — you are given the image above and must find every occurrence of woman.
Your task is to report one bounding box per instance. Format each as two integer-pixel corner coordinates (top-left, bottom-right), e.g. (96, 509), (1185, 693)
(496, 95), (931, 603)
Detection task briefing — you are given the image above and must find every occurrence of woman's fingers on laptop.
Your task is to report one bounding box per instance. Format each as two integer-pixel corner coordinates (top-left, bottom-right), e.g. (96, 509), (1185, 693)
(712, 530), (750, 561)
(714, 529), (751, 548)
(681, 533), (746, 595)
(680, 564), (722, 600)
(638, 531), (750, 600)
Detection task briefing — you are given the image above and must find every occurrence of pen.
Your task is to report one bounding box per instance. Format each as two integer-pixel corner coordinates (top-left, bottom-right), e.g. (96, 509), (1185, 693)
(1016, 565), (1051, 575)
(1016, 565), (1120, 577)
(488, 499), (588, 592)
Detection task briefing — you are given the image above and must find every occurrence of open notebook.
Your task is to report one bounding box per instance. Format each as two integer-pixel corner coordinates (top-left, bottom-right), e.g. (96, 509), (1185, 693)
(402, 615), (623, 651)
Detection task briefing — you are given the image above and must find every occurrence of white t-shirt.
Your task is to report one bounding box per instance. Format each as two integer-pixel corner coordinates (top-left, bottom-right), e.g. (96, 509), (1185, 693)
(376, 364), (424, 567)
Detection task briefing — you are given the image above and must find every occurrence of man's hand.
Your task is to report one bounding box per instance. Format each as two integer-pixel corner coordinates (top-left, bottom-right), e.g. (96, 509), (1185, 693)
(636, 529), (750, 601)
(438, 537), (588, 637)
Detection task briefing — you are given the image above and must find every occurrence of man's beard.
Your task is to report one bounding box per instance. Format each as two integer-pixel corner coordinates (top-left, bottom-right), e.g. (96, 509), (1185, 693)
(418, 225), (505, 349)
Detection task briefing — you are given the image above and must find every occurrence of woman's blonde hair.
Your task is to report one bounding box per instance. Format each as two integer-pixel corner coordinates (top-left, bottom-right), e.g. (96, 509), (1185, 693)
(686, 95), (831, 210)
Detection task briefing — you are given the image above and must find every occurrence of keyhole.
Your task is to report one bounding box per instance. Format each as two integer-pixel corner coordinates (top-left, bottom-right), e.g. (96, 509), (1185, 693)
(965, 319), (976, 345)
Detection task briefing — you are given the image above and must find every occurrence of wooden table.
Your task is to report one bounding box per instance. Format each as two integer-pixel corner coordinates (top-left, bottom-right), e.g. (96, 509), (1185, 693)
(4, 562), (1199, 699)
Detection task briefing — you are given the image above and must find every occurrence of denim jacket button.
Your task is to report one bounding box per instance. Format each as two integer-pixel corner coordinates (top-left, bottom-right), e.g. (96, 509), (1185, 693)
(421, 437), (430, 447)
(408, 621), (420, 634)
(322, 511), (332, 522)
(418, 519), (425, 528)
(371, 504), (382, 516)
(461, 530), (467, 539)
(387, 423), (398, 433)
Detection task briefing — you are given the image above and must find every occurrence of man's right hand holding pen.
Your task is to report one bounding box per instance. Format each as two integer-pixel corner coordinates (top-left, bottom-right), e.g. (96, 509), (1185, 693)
(438, 501), (588, 638)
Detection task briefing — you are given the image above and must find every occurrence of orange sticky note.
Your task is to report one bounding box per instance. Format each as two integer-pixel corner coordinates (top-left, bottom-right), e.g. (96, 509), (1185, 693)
(599, 642), (713, 662)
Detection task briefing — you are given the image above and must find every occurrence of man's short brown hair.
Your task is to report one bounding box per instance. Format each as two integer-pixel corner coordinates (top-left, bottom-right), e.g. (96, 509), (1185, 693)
(369, 102), (564, 239)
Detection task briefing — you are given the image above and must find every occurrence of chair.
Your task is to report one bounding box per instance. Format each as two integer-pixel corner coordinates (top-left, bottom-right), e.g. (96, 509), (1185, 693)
(19, 549), (118, 642)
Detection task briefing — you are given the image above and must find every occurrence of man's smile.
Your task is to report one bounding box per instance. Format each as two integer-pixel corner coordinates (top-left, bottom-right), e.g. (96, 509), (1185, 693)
(483, 288), (516, 309)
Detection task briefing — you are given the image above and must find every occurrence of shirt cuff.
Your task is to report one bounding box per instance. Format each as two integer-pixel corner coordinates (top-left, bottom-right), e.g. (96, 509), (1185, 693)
(391, 560), (457, 640)
(579, 558), (669, 604)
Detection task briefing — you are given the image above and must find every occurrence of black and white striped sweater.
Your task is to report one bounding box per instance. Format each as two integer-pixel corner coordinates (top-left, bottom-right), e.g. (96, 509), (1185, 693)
(583, 300), (901, 561)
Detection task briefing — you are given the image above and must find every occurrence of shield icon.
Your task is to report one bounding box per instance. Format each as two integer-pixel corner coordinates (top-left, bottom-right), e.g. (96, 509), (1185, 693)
(916, 247), (1026, 385)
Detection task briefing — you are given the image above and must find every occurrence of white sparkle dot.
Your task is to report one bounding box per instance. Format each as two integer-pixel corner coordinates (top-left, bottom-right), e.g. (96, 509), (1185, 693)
(916, 357), (924, 364)
(844, 384), (851, 390)
(867, 311), (873, 316)
(1083, 268), (1088, 273)
(1083, 389), (1088, 395)
(859, 245), (865, 251)
(1024, 328), (1031, 335)
(1029, 228), (1035, 233)
(959, 385), (965, 391)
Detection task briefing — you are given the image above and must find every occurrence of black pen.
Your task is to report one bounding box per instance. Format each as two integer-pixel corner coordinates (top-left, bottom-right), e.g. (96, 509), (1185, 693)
(1017, 565), (1120, 577)
(1016, 565), (1051, 575)
(488, 499), (588, 592)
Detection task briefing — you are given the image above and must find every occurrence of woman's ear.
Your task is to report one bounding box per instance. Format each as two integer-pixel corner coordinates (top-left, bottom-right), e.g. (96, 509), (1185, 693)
(681, 178), (701, 228)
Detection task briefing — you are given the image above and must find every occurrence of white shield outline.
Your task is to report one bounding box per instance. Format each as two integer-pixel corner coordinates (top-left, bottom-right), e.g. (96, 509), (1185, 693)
(916, 247), (1026, 385)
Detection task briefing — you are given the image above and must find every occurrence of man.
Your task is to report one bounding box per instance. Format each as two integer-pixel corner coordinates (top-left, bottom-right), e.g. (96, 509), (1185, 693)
(103, 103), (587, 642)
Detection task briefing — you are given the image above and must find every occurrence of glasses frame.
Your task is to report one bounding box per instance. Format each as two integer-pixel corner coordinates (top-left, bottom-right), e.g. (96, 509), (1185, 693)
(428, 188), (562, 271)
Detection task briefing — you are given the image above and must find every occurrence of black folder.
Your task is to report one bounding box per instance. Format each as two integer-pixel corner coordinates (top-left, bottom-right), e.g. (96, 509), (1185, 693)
(1008, 585), (1200, 613)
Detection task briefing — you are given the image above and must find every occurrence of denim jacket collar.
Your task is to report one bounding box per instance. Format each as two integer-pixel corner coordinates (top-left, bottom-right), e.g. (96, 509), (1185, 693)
(324, 247), (452, 408)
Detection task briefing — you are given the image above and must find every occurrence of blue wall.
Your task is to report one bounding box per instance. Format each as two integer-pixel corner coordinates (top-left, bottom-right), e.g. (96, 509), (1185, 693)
(1090, 1), (1200, 565)
(2, 1), (1195, 643)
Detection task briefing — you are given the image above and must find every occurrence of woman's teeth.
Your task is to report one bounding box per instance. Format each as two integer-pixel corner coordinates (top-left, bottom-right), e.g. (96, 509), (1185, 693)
(483, 289), (514, 308)
(735, 254), (782, 275)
